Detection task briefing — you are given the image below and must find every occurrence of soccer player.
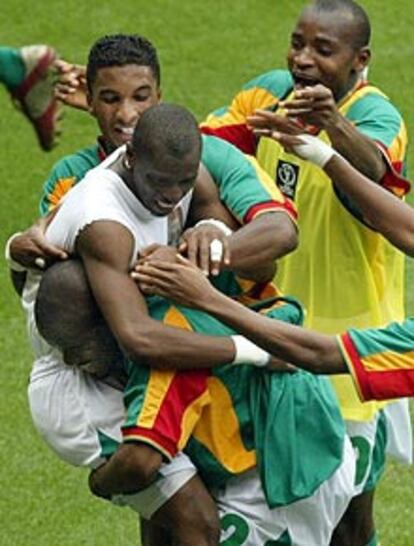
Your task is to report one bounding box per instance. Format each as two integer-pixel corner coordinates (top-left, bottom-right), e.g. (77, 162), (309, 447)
(200, 1), (410, 544)
(134, 133), (414, 403)
(5, 34), (305, 545)
(0, 44), (60, 150)
(8, 34), (296, 275)
(28, 105), (354, 546)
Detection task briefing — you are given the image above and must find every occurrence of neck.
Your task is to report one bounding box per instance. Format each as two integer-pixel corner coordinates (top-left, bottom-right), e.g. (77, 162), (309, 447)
(336, 71), (364, 103)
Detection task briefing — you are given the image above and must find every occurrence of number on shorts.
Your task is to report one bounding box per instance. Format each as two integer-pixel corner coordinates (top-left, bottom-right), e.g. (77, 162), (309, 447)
(350, 435), (371, 486)
(220, 513), (249, 546)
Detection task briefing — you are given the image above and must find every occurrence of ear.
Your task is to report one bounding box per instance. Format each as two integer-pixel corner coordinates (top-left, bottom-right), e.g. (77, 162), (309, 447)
(156, 87), (162, 102)
(86, 90), (95, 116)
(125, 142), (136, 169)
(353, 46), (371, 73)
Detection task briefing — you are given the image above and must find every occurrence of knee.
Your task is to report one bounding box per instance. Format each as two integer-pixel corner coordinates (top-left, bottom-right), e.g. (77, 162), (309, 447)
(120, 443), (162, 487)
(89, 443), (163, 498)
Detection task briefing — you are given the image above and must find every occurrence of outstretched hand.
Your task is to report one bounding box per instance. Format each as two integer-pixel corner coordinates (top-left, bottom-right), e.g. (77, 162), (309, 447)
(280, 84), (339, 130)
(54, 60), (88, 111)
(132, 255), (216, 308)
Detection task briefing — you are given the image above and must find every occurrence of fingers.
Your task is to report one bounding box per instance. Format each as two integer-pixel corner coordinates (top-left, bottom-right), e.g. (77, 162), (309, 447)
(180, 226), (230, 276)
(248, 111), (303, 135)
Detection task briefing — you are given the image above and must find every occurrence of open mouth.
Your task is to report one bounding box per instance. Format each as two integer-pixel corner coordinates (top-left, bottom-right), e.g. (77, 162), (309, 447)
(292, 74), (320, 89)
(114, 126), (135, 142)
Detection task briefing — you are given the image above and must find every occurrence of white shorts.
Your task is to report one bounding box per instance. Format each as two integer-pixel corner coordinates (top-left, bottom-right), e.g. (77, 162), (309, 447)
(383, 399), (413, 465)
(215, 436), (356, 546)
(28, 348), (196, 519)
(346, 412), (388, 495)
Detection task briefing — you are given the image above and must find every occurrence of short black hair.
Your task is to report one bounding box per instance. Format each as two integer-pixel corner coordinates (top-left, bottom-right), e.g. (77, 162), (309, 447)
(35, 260), (123, 380)
(86, 34), (161, 92)
(309, 0), (371, 48)
(35, 260), (101, 348)
(132, 103), (202, 162)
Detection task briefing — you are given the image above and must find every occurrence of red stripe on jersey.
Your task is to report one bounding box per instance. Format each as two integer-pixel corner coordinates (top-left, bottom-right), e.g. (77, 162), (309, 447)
(200, 124), (257, 155)
(244, 199), (298, 224)
(367, 368), (414, 401)
(124, 369), (210, 458)
(341, 333), (373, 401)
(375, 141), (411, 197)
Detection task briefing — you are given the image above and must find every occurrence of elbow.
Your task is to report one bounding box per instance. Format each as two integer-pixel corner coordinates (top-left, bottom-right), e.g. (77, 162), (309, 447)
(269, 221), (299, 260)
(280, 226), (298, 256)
(118, 326), (164, 368)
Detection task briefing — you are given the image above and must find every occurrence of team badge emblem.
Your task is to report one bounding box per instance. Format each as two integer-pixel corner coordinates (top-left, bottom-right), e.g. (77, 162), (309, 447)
(276, 160), (299, 199)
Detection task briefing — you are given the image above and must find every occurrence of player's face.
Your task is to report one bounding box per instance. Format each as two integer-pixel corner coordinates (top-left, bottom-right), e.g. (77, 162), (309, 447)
(130, 152), (199, 216)
(88, 64), (161, 148)
(287, 8), (369, 101)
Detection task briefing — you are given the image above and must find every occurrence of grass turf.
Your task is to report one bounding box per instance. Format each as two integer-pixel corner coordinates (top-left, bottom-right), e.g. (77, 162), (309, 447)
(0, 1), (413, 544)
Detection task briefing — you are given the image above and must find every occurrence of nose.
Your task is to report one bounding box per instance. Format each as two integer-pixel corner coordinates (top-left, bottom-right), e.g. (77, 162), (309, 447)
(161, 184), (186, 205)
(293, 46), (315, 69)
(115, 99), (140, 126)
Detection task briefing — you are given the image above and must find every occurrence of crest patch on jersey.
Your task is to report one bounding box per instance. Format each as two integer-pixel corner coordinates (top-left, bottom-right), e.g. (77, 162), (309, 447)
(276, 160), (299, 200)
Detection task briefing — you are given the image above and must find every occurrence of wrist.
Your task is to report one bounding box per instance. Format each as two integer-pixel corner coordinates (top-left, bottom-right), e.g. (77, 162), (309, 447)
(194, 218), (233, 236)
(4, 232), (27, 272)
(231, 335), (270, 367)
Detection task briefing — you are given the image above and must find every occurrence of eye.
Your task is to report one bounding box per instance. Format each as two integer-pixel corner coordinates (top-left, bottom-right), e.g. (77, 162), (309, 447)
(99, 92), (120, 104)
(317, 46), (333, 57)
(290, 35), (304, 50)
(134, 92), (151, 102)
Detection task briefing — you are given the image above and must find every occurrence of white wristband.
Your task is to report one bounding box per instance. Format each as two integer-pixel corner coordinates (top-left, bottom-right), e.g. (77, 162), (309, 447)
(293, 134), (338, 168)
(195, 218), (233, 236)
(4, 232), (27, 273)
(231, 335), (270, 367)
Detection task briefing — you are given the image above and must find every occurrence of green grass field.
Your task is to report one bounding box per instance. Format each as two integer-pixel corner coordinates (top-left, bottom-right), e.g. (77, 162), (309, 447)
(1, 1), (414, 544)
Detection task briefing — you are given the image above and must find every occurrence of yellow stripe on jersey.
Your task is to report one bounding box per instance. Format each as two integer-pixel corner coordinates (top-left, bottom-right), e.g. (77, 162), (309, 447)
(363, 350), (414, 373)
(136, 369), (175, 429)
(136, 306), (192, 429)
(178, 389), (211, 451)
(47, 176), (76, 211)
(202, 87), (278, 128)
(191, 376), (256, 474)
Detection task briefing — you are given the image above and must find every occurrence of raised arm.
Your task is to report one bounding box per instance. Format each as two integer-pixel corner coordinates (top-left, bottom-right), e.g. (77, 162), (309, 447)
(263, 132), (414, 257)
(134, 258), (346, 374)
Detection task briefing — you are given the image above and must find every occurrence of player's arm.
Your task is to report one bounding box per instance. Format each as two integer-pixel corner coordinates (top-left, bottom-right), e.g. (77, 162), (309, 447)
(76, 220), (268, 370)
(276, 84), (386, 181)
(135, 258), (346, 374)
(6, 211), (68, 296)
(324, 156), (414, 255)
(188, 166), (295, 280)
(54, 60), (88, 111)
(264, 132), (414, 256)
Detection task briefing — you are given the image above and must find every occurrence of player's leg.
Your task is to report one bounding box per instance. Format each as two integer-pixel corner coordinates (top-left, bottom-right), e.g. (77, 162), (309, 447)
(0, 47), (26, 88)
(331, 490), (376, 546)
(0, 44), (60, 150)
(213, 434), (355, 546)
(284, 435), (356, 546)
(330, 413), (387, 546)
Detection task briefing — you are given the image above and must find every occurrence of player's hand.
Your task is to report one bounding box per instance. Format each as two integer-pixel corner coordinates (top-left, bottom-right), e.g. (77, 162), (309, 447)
(131, 244), (180, 291)
(179, 224), (231, 276)
(54, 60), (88, 111)
(9, 218), (68, 270)
(132, 256), (215, 308)
(137, 243), (179, 264)
(258, 132), (336, 168)
(247, 109), (303, 138)
(280, 84), (340, 130)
